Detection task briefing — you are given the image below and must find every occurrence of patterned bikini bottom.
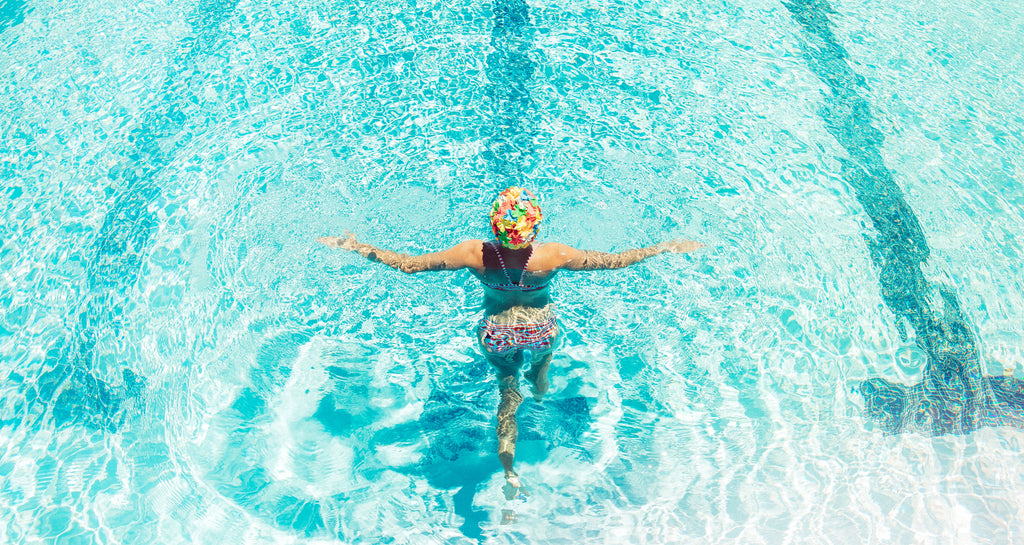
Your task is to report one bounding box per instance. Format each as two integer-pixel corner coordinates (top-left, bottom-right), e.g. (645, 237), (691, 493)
(478, 316), (558, 358)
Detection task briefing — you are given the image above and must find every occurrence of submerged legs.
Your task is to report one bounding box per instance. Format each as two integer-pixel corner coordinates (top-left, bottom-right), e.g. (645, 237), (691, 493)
(480, 311), (559, 488)
(524, 353), (552, 401)
(496, 370), (524, 486)
(493, 351), (554, 488)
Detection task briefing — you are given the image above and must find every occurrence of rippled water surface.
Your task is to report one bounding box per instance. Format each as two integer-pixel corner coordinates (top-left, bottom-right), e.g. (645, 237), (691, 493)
(2, 0), (1024, 543)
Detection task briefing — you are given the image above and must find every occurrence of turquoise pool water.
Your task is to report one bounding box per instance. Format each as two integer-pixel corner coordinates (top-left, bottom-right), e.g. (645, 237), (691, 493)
(2, 0), (1024, 542)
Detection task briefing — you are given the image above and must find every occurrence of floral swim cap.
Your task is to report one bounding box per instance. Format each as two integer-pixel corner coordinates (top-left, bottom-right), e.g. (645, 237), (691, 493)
(490, 187), (543, 249)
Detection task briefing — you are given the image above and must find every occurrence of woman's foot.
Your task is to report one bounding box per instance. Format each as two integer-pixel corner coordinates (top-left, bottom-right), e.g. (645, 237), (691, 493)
(503, 472), (529, 501)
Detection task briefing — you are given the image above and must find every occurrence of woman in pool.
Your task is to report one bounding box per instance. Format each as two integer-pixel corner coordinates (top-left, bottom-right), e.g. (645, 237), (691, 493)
(317, 187), (702, 491)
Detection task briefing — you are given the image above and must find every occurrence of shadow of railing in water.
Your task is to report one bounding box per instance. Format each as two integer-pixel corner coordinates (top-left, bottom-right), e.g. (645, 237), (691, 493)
(783, 0), (1024, 435)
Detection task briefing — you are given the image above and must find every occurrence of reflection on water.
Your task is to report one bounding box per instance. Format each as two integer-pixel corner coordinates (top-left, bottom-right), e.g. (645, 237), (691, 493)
(1, 0), (1023, 542)
(0, 0), (29, 33)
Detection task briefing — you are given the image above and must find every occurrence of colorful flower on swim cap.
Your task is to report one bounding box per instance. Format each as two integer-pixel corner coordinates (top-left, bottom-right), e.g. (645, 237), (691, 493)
(489, 187), (543, 249)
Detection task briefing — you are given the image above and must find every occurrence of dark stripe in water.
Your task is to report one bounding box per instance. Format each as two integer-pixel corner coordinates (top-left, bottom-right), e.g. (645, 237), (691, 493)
(484, 0), (537, 190)
(91, 0), (240, 291)
(783, 0), (1024, 435)
(20, 0), (241, 432)
(0, 0), (29, 33)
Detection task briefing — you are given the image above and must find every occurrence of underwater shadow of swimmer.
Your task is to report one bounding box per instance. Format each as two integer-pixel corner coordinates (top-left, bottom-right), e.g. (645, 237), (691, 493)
(303, 365), (494, 540)
(209, 330), (327, 537)
(409, 392), (592, 538)
(202, 412), (326, 537)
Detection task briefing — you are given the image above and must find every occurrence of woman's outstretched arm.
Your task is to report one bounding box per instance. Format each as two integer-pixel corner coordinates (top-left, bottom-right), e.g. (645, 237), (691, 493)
(317, 233), (482, 273)
(544, 239), (703, 271)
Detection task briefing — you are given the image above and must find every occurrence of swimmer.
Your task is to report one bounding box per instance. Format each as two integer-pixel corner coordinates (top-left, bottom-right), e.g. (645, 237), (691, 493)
(317, 187), (702, 492)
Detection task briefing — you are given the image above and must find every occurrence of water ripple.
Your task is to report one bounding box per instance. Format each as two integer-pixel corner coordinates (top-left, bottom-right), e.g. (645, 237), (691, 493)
(3, 0), (1024, 542)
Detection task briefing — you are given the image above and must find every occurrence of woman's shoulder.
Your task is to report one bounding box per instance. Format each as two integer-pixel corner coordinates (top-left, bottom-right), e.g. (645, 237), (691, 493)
(434, 239), (485, 271)
(455, 239), (486, 252)
(531, 242), (581, 271)
(537, 242), (581, 257)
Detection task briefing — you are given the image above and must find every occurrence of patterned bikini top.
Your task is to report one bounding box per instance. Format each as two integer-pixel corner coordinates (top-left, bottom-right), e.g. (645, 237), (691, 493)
(480, 241), (549, 292)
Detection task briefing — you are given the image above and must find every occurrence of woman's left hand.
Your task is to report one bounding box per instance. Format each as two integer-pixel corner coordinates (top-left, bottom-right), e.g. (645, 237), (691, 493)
(660, 239), (704, 253)
(317, 232), (359, 250)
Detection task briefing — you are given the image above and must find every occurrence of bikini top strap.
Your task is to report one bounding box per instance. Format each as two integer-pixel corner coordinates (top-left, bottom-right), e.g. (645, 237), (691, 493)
(486, 241), (533, 287)
(486, 241), (517, 286)
(518, 245), (535, 286)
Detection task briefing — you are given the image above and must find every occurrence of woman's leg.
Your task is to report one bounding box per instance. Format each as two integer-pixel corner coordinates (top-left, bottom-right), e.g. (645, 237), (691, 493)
(480, 325), (524, 484)
(495, 365), (524, 486)
(523, 323), (557, 401)
(523, 353), (552, 401)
